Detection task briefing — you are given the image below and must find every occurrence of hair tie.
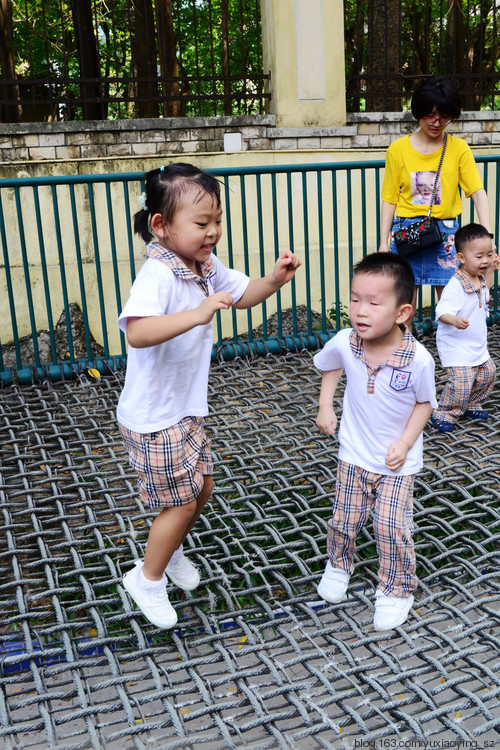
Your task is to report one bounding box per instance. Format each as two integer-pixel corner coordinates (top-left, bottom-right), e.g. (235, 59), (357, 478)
(138, 192), (148, 211)
(160, 166), (165, 172)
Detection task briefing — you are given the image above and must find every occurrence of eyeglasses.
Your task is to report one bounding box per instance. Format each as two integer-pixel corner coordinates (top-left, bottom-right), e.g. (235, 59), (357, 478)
(423, 115), (452, 125)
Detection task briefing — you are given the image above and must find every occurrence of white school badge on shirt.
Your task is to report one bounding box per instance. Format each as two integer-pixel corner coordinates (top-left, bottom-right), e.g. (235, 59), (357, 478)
(390, 369), (411, 391)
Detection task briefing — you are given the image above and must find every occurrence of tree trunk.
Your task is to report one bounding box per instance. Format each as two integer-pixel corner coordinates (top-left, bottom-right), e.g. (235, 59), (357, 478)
(366, 0), (402, 111)
(410, 2), (432, 77)
(445, 0), (470, 107)
(469, 0), (499, 110)
(156, 0), (183, 117)
(0, 0), (20, 122)
(221, 0), (231, 116)
(449, 0), (497, 111)
(130, 0), (159, 118)
(71, 0), (106, 119)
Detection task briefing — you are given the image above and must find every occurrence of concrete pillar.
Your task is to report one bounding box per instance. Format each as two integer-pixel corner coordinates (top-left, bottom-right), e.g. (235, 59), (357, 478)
(260, 0), (346, 128)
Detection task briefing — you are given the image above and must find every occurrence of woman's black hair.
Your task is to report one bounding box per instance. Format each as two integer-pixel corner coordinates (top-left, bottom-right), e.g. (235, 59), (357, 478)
(134, 162), (222, 242)
(410, 75), (461, 121)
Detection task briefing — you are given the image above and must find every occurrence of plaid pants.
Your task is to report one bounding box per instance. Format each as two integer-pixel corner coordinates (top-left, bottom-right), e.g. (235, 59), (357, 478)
(434, 358), (496, 424)
(327, 459), (416, 597)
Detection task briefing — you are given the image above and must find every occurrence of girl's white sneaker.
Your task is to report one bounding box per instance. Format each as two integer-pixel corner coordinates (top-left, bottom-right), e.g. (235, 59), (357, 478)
(166, 554), (201, 591)
(123, 562), (178, 629)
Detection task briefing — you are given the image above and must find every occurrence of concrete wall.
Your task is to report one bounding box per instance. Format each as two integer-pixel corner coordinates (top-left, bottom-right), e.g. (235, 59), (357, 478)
(1, 112), (499, 165)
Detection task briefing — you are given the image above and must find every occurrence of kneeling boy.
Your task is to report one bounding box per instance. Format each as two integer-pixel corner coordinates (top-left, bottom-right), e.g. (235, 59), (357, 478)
(314, 253), (436, 631)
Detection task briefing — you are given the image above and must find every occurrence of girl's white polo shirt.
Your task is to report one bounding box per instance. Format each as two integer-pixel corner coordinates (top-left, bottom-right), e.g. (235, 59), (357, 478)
(117, 253), (249, 433)
(435, 273), (490, 367)
(314, 328), (437, 476)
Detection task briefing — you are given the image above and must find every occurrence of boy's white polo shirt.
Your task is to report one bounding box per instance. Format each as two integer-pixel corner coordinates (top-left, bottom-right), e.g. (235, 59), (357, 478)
(435, 270), (490, 367)
(314, 328), (437, 476)
(117, 246), (249, 433)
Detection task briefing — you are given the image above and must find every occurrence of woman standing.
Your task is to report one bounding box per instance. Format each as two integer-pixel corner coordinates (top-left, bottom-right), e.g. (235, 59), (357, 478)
(379, 75), (493, 309)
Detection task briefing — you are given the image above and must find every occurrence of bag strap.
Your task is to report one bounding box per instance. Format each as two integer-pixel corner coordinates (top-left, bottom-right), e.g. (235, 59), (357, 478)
(426, 132), (448, 218)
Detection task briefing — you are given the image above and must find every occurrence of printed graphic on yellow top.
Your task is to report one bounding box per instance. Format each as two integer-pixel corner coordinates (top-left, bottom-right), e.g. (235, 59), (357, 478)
(411, 171), (441, 206)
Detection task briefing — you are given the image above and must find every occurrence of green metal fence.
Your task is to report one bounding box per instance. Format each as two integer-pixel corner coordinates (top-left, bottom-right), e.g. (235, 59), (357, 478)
(1, 158), (499, 385)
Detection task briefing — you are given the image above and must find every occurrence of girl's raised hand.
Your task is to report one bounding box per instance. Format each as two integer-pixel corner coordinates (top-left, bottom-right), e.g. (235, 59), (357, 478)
(272, 251), (302, 285)
(196, 291), (233, 325)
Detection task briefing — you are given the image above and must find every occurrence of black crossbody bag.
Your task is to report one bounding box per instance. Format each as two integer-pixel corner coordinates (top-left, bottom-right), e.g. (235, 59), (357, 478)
(393, 133), (448, 258)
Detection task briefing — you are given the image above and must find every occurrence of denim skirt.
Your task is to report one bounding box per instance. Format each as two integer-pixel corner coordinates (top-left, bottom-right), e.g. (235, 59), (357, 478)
(390, 216), (459, 286)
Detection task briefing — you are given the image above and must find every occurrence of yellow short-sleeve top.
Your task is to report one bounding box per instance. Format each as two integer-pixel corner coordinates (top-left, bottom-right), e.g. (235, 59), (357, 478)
(381, 134), (483, 219)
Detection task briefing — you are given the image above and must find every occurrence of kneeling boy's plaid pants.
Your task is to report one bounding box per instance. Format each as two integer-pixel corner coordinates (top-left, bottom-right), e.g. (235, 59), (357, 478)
(434, 358), (496, 424)
(327, 459), (416, 598)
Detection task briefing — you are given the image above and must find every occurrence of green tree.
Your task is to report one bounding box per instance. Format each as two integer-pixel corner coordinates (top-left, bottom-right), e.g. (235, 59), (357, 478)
(345, 0), (500, 112)
(6, 0), (174, 119)
(3, 0), (263, 121)
(156, 0), (183, 117)
(0, 0), (19, 121)
(366, 0), (401, 111)
(71, 0), (106, 119)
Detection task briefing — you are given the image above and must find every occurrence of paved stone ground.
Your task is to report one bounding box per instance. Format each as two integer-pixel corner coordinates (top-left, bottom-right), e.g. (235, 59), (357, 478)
(1, 328), (499, 749)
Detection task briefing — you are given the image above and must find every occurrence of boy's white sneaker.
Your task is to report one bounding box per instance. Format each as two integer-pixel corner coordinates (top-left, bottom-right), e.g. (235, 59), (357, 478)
(317, 562), (350, 603)
(373, 592), (414, 631)
(123, 562), (178, 629)
(166, 554), (201, 591)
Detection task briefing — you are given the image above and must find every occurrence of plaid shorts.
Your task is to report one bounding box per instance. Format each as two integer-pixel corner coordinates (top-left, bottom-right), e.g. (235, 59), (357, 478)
(118, 416), (213, 508)
(327, 459), (416, 597)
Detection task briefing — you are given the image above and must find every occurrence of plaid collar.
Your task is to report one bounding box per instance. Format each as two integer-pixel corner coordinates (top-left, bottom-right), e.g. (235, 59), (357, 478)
(454, 268), (486, 307)
(349, 327), (416, 394)
(146, 241), (215, 296)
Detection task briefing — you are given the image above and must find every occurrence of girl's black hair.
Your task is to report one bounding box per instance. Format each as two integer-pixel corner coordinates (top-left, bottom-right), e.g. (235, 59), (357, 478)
(353, 252), (415, 306)
(410, 75), (461, 121)
(134, 162), (222, 242)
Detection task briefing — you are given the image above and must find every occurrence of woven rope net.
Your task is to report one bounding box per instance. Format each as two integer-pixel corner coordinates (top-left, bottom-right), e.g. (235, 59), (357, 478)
(1, 330), (499, 749)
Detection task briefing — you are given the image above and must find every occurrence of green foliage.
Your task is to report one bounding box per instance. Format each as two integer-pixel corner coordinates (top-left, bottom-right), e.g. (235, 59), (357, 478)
(326, 301), (351, 330)
(344, 0), (500, 112)
(8, 0), (264, 120)
(174, 0), (263, 117)
(6, 1), (499, 119)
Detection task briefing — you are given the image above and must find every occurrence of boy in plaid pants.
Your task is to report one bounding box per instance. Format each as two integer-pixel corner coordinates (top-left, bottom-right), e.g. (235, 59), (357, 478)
(314, 253), (436, 631)
(431, 223), (497, 433)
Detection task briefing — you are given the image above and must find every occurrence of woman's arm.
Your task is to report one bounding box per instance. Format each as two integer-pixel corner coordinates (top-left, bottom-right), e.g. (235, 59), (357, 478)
(471, 188), (497, 254)
(379, 200), (397, 252)
(470, 188), (492, 232)
(485, 253), (499, 289)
